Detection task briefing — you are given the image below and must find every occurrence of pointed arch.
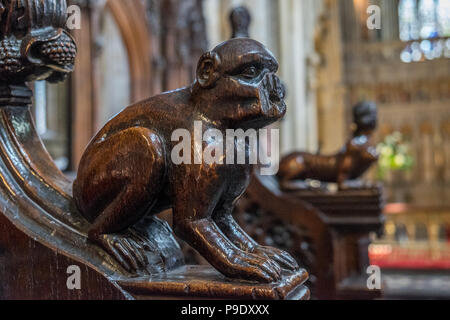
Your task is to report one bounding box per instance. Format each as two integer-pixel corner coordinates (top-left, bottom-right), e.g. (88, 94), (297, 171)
(106, 0), (154, 102)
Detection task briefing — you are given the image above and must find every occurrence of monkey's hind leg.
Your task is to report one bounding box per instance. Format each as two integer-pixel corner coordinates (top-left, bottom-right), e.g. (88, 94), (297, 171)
(86, 127), (166, 274)
(88, 188), (159, 273)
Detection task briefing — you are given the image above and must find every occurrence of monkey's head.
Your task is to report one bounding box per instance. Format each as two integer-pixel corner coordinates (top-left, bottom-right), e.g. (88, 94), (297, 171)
(352, 101), (378, 136)
(192, 38), (286, 129)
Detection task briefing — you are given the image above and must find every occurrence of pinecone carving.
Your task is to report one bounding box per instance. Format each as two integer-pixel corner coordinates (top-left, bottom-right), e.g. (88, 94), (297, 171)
(0, 39), (24, 74)
(39, 32), (77, 67)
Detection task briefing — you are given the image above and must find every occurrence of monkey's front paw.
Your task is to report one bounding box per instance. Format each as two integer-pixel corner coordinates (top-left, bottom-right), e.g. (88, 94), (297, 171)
(95, 232), (150, 274)
(225, 251), (283, 283)
(252, 246), (299, 272)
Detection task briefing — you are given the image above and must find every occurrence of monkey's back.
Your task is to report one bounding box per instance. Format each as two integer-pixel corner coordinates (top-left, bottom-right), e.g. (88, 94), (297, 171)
(279, 152), (340, 183)
(72, 90), (193, 224)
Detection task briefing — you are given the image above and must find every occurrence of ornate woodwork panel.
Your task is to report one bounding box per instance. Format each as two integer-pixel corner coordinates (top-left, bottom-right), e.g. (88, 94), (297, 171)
(233, 175), (335, 300)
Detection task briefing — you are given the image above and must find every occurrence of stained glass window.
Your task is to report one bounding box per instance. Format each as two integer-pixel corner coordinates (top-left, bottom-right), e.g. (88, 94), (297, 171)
(399, 0), (420, 41)
(399, 0), (450, 62)
(437, 0), (450, 37)
(418, 0), (438, 39)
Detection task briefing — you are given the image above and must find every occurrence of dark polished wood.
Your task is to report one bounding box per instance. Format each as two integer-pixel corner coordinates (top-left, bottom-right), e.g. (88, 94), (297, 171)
(278, 101), (379, 189)
(0, 0), (308, 299)
(234, 174), (384, 300)
(274, 101), (384, 299)
(222, 6), (383, 300)
(0, 214), (126, 300)
(282, 180), (385, 299)
(74, 38), (301, 283)
(234, 174), (335, 299)
(118, 266), (310, 300)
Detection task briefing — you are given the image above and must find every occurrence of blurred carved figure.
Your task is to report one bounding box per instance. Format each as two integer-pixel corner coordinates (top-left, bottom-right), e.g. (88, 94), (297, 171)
(278, 101), (379, 188)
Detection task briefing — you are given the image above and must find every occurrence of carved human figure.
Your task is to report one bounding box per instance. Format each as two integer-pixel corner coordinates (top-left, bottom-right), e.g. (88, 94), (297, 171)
(278, 101), (379, 188)
(73, 38), (299, 283)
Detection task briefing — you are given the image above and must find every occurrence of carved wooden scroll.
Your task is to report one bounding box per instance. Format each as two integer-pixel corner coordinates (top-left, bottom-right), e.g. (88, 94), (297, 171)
(0, 0), (309, 300)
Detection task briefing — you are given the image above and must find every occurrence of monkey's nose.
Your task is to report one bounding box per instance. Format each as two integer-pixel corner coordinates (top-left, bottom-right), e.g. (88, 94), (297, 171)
(269, 75), (286, 101)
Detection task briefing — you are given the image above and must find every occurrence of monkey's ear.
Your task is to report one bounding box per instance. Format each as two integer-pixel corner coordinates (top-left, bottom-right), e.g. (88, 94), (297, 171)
(196, 52), (221, 88)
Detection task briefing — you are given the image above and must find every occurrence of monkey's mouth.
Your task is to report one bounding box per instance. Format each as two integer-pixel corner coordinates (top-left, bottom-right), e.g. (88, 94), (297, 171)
(268, 99), (287, 122)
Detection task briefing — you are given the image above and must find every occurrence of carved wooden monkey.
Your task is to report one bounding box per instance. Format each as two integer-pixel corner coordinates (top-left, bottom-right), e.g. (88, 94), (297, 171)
(74, 38), (299, 283)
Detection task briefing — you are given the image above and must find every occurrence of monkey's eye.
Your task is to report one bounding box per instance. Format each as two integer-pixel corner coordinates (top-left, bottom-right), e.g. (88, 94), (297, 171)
(241, 66), (260, 79)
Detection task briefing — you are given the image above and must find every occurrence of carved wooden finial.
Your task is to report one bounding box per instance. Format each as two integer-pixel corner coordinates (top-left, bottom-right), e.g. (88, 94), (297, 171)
(0, 0), (76, 101)
(229, 6), (251, 39)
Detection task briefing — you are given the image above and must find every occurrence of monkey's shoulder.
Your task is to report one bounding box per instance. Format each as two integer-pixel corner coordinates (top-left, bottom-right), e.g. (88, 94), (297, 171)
(124, 89), (190, 116)
(94, 88), (195, 141)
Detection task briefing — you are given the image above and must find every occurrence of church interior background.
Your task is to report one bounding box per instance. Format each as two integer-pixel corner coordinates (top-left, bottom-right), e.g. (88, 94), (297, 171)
(30, 0), (450, 299)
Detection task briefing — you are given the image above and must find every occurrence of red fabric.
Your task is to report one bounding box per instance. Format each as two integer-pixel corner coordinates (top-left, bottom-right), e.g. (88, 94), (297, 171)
(369, 244), (450, 270)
